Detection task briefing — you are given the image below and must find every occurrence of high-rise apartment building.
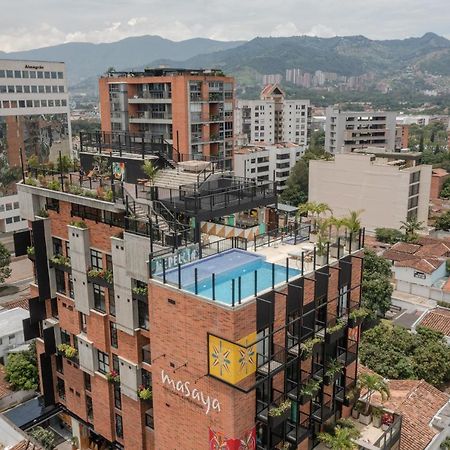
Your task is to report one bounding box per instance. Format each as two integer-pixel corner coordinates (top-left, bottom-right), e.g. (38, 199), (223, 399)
(0, 59), (72, 167)
(235, 85), (311, 146)
(309, 152), (432, 231)
(233, 143), (305, 193)
(98, 68), (234, 166)
(15, 121), (373, 449)
(325, 107), (396, 154)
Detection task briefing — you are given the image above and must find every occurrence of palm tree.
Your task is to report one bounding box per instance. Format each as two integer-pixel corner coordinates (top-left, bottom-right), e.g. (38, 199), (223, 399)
(344, 210), (363, 238)
(142, 160), (159, 185)
(318, 425), (361, 450)
(329, 216), (347, 239)
(297, 201), (332, 232)
(357, 373), (390, 416)
(400, 218), (424, 242)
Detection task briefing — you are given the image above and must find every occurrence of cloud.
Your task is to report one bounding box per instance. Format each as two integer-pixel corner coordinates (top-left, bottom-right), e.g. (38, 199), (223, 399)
(0, 0), (449, 52)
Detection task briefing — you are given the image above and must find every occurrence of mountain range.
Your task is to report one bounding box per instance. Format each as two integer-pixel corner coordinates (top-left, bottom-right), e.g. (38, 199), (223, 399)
(1, 33), (450, 102)
(0, 35), (244, 84)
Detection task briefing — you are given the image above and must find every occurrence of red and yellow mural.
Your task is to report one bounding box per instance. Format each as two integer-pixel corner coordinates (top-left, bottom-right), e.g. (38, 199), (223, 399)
(209, 427), (256, 450)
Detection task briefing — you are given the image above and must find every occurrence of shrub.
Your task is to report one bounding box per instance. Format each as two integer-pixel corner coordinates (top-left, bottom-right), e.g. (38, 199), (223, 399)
(57, 343), (77, 359)
(5, 343), (38, 390)
(70, 220), (88, 229)
(375, 228), (404, 244)
(137, 386), (152, 400)
(46, 180), (61, 191)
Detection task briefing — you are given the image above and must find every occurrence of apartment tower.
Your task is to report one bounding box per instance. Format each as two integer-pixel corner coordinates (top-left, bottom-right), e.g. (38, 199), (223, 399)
(99, 68), (234, 167)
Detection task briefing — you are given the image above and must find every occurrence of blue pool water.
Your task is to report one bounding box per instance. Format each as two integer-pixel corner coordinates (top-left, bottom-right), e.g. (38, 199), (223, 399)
(161, 249), (301, 305)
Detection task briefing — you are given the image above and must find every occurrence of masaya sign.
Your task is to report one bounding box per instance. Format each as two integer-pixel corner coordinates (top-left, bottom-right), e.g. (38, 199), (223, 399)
(161, 369), (220, 415)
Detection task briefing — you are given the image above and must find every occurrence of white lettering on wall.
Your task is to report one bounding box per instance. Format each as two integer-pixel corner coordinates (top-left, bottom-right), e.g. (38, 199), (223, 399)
(161, 369), (220, 415)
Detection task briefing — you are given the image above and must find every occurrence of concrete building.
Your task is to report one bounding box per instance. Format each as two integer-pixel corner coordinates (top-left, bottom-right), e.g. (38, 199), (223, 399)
(14, 126), (371, 449)
(395, 124), (410, 150)
(309, 152), (432, 232)
(233, 143), (305, 192)
(235, 84), (311, 146)
(0, 193), (26, 232)
(0, 307), (30, 365)
(325, 107), (396, 154)
(98, 68), (234, 167)
(0, 59), (72, 167)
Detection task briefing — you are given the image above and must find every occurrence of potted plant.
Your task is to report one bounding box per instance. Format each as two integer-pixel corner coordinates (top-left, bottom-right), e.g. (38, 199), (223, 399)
(344, 210), (363, 251)
(381, 413), (393, 431)
(315, 219), (330, 266)
(318, 424), (361, 450)
(326, 320), (346, 344)
(69, 220), (88, 229)
(348, 308), (369, 328)
(87, 268), (114, 285)
(299, 378), (322, 405)
(351, 401), (364, 420)
(106, 370), (120, 384)
(328, 217), (347, 258)
(372, 406), (383, 428)
(297, 202), (332, 241)
(268, 399), (291, 428)
(357, 373), (390, 426)
(324, 359), (343, 385)
(57, 343), (77, 359)
(137, 385), (152, 401)
(49, 254), (71, 269)
(300, 336), (323, 360)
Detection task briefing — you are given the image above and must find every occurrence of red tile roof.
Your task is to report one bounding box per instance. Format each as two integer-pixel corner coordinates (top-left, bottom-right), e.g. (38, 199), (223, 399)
(4, 297), (30, 311)
(383, 237), (450, 274)
(395, 257), (443, 274)
(432, 168), (449, 177)
(419, 307), (450, 336)
(357, 366), (449, 450)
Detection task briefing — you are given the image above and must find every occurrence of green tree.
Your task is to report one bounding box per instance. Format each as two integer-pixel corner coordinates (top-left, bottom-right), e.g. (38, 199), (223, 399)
(5, 342), (38, 390)
(440, 178), (450, 199)
(360, 322), (450, 387)
(400, 218), (425, 242)
(56, 155), (73, 173)
(362, 249), (393, 317)
(30, 426), (56, 449)
(343, 210), (363, 236)
(0, 242), (11, 284)
(435, 211), (450, 231)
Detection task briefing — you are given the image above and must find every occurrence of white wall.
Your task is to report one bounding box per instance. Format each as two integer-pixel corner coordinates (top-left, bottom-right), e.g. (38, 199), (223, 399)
(0, 194), (27, 232)
(309, 154), (432, 231)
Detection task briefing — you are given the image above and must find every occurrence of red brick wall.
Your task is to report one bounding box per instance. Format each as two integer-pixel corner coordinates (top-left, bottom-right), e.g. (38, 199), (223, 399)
(87, 310), (109, 354)
(91, 375), (114, 441)
(149, 281), (256, 450)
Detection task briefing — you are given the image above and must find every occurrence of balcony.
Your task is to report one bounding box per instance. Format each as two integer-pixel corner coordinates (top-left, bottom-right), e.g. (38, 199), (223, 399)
(129, 92), (171, 103)
(129, 111), (172, 123)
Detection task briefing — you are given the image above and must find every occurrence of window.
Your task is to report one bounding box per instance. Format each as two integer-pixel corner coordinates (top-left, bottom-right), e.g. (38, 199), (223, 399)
(110, 322), (118, 348)
(106, 254), (113, 271)
(57, 377), (65, 400)
(93, 284), (106, 313)
(145, 408), (154, 430)
(60, 329), (71, 345)
(109, 288), (116, 317)
(141, 369), (152, 389)
(56, 355), (63, 374)
(112, 354), (120, 373)
(90, 249), (103, 270)
(114, 383), (122, 410)
(86, 395), (93, 421)
(410, 171), (420, 184)
(22, 71), (29, 78)
(6, 218), (12, 224)
(80, 312), (87, 333)
(53, 237), (63, 256)
(68, 274), (74, 299)
(57, 72), (64, 79)
(55, 269), (66, 294)
(84, 372), (91, 391)
(115, 414), (123, 439)
(51, 297), (59, 318)
(137, 295), (149, 330)
(97, 350), (109, 374)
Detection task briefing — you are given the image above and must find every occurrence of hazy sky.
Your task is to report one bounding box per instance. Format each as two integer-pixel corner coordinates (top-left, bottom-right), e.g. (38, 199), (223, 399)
(1, 0), (449, 52)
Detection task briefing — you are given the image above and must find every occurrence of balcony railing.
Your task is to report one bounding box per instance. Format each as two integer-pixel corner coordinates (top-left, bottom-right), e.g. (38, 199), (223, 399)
(130, 111), (172, 120)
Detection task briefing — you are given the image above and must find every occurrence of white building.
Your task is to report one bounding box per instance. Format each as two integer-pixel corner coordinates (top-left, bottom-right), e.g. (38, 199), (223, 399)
(0, 193), (26, 232)
(233, 143), (305, 192)
(0, 307), (30, 365)
(325, 107), (396, 154)
(309, 152), (432, 232)
(0, 59), (72, 168)
(235, 84), (310, 146)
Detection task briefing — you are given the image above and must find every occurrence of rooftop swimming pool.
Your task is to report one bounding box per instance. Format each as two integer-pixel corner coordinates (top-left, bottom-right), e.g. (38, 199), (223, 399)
(160, 249), (301, 305)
